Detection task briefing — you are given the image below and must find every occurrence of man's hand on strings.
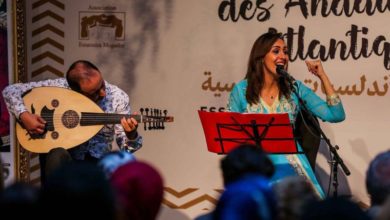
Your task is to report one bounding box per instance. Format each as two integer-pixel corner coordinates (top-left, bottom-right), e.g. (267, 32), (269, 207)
(19, 111), (46, 134)
(121, 114), (138, 140)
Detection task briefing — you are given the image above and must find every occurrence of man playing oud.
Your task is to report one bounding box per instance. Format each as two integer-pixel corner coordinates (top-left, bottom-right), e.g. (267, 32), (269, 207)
(2, 60), (142, 182)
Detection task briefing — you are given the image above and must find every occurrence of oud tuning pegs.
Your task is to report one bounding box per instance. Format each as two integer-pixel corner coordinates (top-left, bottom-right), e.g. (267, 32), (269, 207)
(147, 108), (153, 130)
(158, 110), (164, 129)
(143, 108), (149, 130)
(154, 109), (159, 129)
(151, 109), (155, 130)
(139, 107), (170, 131)
(139, 108), (145, 129)
(160, 109), (165, 129)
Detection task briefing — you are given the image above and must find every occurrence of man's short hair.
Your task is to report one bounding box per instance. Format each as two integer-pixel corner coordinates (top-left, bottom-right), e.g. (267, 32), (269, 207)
(66, 60), (100, 92)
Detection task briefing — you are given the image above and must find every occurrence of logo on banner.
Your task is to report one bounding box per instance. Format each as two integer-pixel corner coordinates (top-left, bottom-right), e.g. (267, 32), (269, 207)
(78, 6), (125, 49)
(79, 12), (125, 40)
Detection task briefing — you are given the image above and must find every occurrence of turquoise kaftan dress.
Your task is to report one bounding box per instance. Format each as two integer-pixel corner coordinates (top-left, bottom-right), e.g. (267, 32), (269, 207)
(227, 79), (346, 198)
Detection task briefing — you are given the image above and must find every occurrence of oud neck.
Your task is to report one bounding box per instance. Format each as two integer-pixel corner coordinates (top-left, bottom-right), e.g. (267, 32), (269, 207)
(80, 112), (142, 126)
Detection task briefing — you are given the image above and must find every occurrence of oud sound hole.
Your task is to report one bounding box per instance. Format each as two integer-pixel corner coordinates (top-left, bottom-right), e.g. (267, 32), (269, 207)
(62, 110), (80, 129)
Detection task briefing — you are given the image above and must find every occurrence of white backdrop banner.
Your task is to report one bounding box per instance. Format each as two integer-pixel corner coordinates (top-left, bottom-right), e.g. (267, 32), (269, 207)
(21, 0), (390, 219)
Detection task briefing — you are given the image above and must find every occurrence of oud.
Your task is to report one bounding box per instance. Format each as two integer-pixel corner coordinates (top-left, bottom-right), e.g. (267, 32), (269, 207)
(16, 87), (173, 153)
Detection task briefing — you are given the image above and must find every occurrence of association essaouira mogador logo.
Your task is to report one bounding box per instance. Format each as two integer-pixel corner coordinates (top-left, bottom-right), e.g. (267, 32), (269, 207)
(79, 5), (125, 48)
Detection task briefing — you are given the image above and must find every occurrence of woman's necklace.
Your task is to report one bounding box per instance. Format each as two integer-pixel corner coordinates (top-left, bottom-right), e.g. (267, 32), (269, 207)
(262, 84), (278, 101)
(270, 90), (278, 100)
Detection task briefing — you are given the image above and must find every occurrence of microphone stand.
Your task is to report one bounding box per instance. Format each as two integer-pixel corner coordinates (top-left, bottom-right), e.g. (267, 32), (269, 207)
(281, 69), (350, 197)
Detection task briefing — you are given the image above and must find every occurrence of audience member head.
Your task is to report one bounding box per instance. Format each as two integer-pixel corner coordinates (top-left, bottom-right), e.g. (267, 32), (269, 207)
(98, 150), (136, 178)
(376, 196), (390, 220)
(301, 197), (370, 220)
(213, 174), (277, 220)
(44, 147), (72, 179)
(366, 150), (390, 206)
(110, 160), (164, 220)
(221, 143), (274, 186)
(0, 156), (4, 192)
(273, 176), (319, 220)
(0, 181), (40, 217)
(41, 161), (117, 219)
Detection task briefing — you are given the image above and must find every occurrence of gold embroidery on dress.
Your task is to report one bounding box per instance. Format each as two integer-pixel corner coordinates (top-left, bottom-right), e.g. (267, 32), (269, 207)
(247, 102), (264, 113)
(326, 94), (341, 106)
(259, 95), (279, 113)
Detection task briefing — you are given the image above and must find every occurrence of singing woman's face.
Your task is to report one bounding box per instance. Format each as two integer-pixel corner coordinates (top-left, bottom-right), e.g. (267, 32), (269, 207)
(263, 38), (289, 76)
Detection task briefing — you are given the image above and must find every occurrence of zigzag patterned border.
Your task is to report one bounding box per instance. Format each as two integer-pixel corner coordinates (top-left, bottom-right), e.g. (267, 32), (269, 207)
(30, 0), (64, 75)
(163, 187), (222, 210)
(28, 0), (65, 184)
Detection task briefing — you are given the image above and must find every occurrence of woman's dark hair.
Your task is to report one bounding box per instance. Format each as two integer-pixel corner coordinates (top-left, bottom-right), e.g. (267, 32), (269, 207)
(66, 60), (100, 92)
(245, 28), (292, 105)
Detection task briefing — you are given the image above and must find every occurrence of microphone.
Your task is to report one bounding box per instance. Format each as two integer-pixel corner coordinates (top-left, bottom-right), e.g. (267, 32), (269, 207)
(276, 65), (295, 82)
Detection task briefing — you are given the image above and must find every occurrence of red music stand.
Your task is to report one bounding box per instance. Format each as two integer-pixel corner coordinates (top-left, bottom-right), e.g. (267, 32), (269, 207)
(198, 111), (302, 154)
